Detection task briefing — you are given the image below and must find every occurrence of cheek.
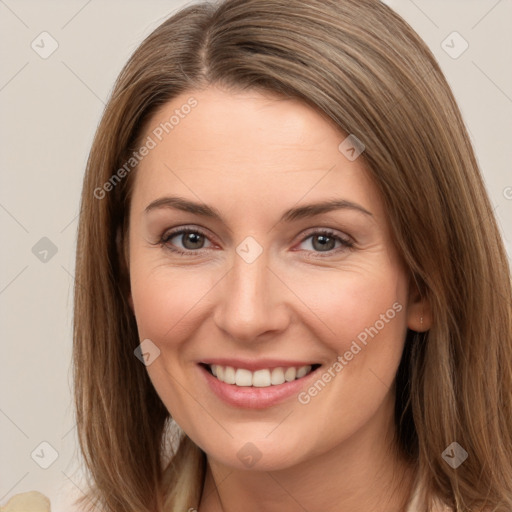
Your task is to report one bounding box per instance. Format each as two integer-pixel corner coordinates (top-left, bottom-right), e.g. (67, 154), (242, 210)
(131, 276), (180, 341)
(128, 261), (211, 429)
(290, 266), (410, 429)
(290, 263), (408, 351)
(292, 266), (409, 429)
(129, 256), (212, 343)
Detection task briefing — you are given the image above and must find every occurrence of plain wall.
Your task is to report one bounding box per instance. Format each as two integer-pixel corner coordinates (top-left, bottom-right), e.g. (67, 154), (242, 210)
(1, 1), (511, 510)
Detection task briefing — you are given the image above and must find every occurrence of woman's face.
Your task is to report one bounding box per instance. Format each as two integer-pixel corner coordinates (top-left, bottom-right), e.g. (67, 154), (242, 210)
(127, 86), (425, 471)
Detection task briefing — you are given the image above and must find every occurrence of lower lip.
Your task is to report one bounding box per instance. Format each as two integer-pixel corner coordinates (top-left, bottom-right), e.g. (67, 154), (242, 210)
(198, 364), (320, 409)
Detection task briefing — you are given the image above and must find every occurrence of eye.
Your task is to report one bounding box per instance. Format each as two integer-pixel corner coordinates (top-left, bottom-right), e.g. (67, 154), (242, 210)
(158, 227), (214, 255)
(296, 229), (354, 255)
(154, 226), (354, 257)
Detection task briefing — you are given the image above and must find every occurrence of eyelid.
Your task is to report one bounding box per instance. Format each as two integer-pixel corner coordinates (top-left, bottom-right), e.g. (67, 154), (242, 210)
(161, 225), (212, 242)
(297, 226), (353, 244)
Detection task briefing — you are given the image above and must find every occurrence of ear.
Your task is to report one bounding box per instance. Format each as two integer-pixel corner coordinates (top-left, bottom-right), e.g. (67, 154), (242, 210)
(406, 275), (432, 332)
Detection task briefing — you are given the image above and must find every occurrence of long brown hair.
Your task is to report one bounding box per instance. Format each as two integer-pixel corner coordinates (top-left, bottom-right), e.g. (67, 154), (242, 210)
(73, 0), (512, 510)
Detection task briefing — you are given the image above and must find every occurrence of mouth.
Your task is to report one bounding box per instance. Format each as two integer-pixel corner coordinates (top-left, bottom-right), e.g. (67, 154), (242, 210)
(200, 363), (322, 388)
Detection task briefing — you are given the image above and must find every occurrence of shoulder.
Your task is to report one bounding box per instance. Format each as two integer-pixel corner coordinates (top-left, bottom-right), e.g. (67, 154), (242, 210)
(0, 491), (51, 512)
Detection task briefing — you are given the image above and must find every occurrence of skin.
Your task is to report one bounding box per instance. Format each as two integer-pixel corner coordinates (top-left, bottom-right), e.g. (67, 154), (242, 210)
(127, 85), (431, 512)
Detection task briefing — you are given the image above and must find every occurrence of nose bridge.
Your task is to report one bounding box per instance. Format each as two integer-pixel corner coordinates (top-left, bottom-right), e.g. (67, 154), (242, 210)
(213, 247), (288, 340)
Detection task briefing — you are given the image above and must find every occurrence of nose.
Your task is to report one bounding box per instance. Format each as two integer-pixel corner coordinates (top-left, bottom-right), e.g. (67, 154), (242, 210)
(213, 249), (290, 342)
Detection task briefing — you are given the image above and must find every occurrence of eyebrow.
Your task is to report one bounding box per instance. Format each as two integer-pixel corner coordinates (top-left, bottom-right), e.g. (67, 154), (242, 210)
(144, 195), (373, 222)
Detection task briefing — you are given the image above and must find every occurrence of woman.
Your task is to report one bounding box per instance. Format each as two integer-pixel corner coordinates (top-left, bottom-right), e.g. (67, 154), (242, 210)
(72, 0), (512, 511)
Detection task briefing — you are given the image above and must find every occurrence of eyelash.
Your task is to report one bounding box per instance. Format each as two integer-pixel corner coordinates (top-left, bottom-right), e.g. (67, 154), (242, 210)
(155, 226), (355, 258)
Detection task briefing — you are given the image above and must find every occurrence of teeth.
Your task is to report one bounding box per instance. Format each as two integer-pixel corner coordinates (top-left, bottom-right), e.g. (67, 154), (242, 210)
(284, 367), (296, 382)
(252, 369), (271, 387)
(224, 366), (236, 384)
(296, 366), (309, 378)
(235, 368), (252, 386)
(271, 367), (285, 385)
(208, 364), (313, 387)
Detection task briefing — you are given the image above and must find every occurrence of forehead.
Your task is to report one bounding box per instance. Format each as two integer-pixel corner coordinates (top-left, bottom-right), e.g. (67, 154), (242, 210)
(142, 86), (343, 165)
(130, 86), (382, 218)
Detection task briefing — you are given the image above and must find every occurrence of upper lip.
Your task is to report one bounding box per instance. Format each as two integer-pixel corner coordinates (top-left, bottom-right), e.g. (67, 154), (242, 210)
(200, 358), (320, 372)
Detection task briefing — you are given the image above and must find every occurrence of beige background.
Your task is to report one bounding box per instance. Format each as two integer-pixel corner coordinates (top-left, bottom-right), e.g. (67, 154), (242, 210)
(0, 1), (511, 510)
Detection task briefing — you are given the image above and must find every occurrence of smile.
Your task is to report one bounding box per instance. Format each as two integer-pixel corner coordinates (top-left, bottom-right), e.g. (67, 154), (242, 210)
(198, 361), (322, 409)
(207, 364), (319, 387)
